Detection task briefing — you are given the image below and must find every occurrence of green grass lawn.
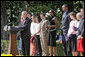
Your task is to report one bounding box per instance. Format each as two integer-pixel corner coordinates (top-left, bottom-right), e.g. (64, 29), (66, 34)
(1, 40), (64, 56)
(1, 40), (20, 54)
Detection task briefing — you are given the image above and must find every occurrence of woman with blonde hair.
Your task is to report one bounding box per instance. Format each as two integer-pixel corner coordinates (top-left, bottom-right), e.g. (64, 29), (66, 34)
(76, 12), (84, 56)
(30, 15), (36, 56)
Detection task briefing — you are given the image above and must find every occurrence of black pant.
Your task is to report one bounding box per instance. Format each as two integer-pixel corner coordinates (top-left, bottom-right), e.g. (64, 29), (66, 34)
(35, 35), (42, 56)
(22, 37), (30, 56)
(67, 39), (72, 56)
(61, 30), (67, 56)
(61, 30), (72, 56)
(67, 34), (77, 56)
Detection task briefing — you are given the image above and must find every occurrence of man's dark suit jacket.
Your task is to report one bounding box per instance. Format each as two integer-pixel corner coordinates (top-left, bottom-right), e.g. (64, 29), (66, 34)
(61, 11), (71, 37)
(17, 17), (31, 39)
(17, 17), (31, 55)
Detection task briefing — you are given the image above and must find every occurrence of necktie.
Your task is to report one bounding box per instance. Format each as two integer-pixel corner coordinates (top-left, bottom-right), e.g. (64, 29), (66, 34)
(82, 17), (84, 20)
(21, 19), (25, 24)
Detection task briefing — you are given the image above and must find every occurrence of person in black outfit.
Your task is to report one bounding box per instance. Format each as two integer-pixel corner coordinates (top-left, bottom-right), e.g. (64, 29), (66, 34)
(47, 10), (58, 56)
(17, 11), (31, 56)
(61, 4), (71, 56)
(27, 12), (32, 20)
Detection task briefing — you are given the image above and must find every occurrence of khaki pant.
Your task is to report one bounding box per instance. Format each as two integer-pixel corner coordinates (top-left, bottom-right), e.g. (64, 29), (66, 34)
(40, 37), (49, 56)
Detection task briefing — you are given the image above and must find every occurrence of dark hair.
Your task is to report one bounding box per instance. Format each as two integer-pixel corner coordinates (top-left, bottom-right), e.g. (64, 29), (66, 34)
(27, 12), (32, 16)
(70, 12), (76, 18)
(40, 13), (45, 16)
(49, 10), (55, 16)
(35, 16), (41, 22)
(63, 4), (68, 8)
(49, 10), (54, 13)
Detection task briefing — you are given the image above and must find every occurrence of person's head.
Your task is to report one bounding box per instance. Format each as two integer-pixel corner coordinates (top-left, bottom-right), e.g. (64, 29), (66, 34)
(80, 8), (84, 16)
(40, 13), (45, 20)
(35, 16), (40, 23)
(62, 4), (68, 12)
(21, 11), (27, 19)
(32, 15), (36, 22)
(76, 12), (82, 20)
(49, 10), (54, 16)
(70, 12), (76, 20)
(27, 13), (31, 19)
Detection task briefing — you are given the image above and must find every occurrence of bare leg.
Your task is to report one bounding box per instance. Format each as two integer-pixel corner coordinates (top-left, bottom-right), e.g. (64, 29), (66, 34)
(50, 46), (53, 56)
(53, 47), (56, 56)
(72, 52), (74, 56)
(80, 52), (83, 56)
(74, 51), (78, 56)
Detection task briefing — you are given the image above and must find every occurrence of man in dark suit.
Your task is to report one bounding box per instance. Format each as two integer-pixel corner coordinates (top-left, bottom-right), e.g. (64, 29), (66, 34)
(61, 4), (71, 56)
(17, 11), (31, 56)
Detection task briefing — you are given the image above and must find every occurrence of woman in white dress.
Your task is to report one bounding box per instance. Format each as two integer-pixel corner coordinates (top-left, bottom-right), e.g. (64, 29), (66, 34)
(30, 15), (36, 56)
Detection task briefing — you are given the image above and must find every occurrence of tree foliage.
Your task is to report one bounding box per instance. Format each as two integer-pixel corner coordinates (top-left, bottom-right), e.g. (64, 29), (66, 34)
(4, 1), (84, 35)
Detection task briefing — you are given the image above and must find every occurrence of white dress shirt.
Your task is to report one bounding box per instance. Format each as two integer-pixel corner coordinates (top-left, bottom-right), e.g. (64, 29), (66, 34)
(30, 22), (36, 36)
(35, 23), (40, 35)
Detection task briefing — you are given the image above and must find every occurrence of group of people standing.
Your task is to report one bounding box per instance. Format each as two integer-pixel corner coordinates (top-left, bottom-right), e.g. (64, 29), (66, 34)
(61, 4), (84, 56)
(18, 9), (58, 56)
(30, 10), (58, 56)
(16, 4), (84, 56)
